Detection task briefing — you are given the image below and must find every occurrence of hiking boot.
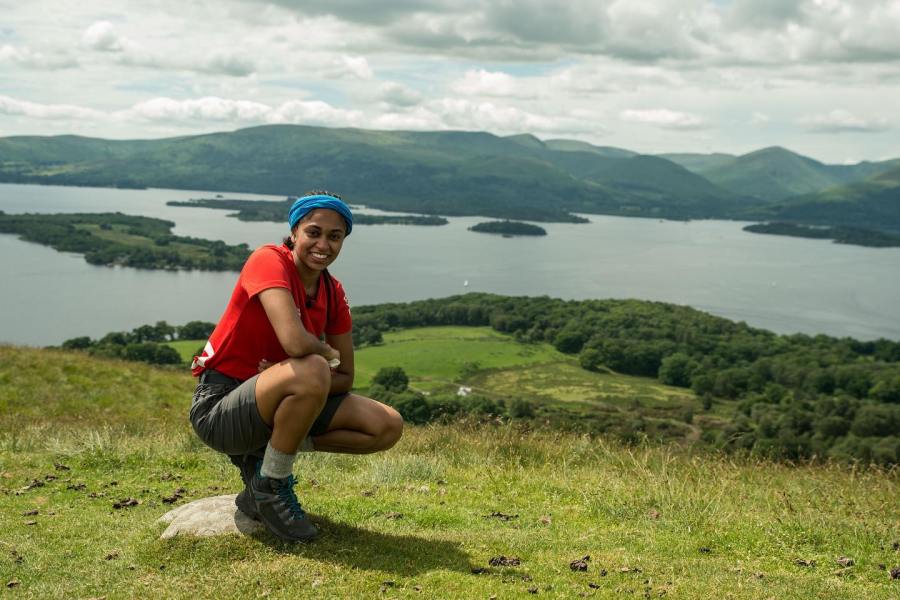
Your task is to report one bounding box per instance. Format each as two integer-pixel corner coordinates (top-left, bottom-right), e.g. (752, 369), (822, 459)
(235, 488), (259, 520)
(250, 470), (319, 542)
(230, 455), (260, 520)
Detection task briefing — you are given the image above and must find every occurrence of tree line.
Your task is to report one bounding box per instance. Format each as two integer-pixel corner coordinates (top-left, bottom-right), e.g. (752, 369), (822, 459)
(351, 294), (900, 464)
(60, 320), (214, 366)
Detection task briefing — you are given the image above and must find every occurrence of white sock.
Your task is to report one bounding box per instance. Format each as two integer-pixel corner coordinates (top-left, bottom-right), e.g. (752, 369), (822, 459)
(260, 442), (296, 479)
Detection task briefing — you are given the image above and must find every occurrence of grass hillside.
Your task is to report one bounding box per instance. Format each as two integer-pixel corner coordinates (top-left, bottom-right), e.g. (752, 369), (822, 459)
(3, 343), (898, 599)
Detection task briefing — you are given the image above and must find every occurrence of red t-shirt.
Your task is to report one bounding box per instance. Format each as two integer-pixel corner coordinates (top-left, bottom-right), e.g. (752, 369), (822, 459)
(191, 243), (352, 381)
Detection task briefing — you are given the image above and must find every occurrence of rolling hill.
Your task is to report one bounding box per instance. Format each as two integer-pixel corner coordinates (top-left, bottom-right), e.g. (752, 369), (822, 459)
(1, 125), (899, 233)
(0, 125), (742, 221)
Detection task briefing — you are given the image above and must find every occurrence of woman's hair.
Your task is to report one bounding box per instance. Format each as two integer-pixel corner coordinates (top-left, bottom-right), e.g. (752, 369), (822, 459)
(283, 189), (344, 249)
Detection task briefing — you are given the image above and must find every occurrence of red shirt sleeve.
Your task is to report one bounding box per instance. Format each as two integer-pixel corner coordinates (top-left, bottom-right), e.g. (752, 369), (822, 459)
(325, 277), (353, 335)
(242, 246), (292, 298)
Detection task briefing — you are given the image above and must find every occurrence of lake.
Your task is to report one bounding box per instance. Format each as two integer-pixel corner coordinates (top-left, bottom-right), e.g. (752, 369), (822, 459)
(1, 182), (899, 346)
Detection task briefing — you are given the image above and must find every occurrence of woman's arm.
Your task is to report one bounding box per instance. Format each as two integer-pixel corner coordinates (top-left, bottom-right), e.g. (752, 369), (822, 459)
(325, 331), (354, 395)
(258, 287), (339, 362)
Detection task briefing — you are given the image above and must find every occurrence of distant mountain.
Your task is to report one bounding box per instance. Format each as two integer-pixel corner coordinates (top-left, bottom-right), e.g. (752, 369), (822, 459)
(1, 125), (898, 234)
(667, 146), (900, 202)
(657, 152), (736, 174)
(0, 125), (741, 222)
(761, 164), (900, 233)
(543, 138), (637, 159)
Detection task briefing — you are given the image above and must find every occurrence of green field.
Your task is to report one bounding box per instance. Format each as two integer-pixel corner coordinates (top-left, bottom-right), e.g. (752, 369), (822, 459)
(170, 326), (708, 442)
(1, 344), (898, 599)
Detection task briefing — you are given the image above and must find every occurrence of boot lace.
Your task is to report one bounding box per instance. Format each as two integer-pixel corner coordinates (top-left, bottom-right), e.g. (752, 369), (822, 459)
(274, 475), (306, 520)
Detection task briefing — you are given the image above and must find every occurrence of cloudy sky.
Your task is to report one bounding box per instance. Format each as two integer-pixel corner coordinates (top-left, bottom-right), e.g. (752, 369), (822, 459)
(1, 0), (898, 163)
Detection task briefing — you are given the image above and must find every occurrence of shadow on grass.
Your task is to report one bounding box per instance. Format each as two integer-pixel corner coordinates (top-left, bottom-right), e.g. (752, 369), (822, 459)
(250, 513), (475, 576)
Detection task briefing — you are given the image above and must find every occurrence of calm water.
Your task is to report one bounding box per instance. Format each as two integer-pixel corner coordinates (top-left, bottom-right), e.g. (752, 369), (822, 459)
(1, 182), (899, 346)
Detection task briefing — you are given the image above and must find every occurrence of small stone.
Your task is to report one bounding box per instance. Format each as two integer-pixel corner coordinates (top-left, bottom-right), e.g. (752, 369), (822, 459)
(647, 509), (660, 519)
(486, 511), (519, 521)
(437, 479), (448, 485)
(7, 580), (21, 588)
(361, 490), (375, 497)
(379, 580), (395, 593)
(112, 498), (139, 509)
(44, 474), (58, 481)
(835, 557), (854, 567)
(413, 585), (422, 591)
(22, 479), (45, 491)
(471, 567), (489, 575)
(489, 556), (521, 567)
(570, 555), (590, 571)
(890, 566), (900, 580)
(795, 559), (816, 568)
(699, 547), (712, 554)
(589, 582), (601, 589)
(54, 463), (70, 471)
(160, 473), (178, 481)
(22, 509), (39, 516)
(24, 520), (37, 526)
(157, 494), (264, 539)
(539, 515), (552, 525)
(527, 587), (538, 594)
(67, 483), (87, 491)
(104, 552), (119, 561)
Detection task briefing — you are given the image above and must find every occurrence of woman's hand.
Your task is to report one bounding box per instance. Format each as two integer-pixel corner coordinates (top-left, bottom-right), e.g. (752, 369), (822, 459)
(322, 344), (341, 367)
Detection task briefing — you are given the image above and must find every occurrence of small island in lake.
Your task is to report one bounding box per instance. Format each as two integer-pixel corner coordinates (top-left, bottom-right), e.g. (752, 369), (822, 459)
(469, 220), (547, 237)
(0, 211), (251, 270)
(743, 222), (900, 248)
(168, 198), (449, 226)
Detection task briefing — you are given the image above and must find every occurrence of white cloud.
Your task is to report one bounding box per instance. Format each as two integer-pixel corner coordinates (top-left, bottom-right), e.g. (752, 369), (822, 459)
(82, 21), (130, 53)
(377, 82), (423, 107)
(0, 95), (104, 120)
(0, 44), (78, 70)
(335, 55), (373, 79)
(451, 69), (526, 98)
(121, 96), (365, 128)
(798, 109), (890, 133)
(620, 109), (707, 130)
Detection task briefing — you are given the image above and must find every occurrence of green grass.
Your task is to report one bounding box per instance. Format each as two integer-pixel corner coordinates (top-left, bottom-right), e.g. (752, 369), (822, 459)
(354, 326), (561, 390)
(167, 340), (203, 364)
(1, 345), (898, 598)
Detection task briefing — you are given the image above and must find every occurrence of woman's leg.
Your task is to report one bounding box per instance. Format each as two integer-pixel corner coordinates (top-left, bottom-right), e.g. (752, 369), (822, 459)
(254, 354), (331, 453)
(312, 394), (403, 454)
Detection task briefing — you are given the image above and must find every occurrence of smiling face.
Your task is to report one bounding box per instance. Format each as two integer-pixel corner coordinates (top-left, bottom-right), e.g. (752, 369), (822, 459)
(290, 208), (347, 281)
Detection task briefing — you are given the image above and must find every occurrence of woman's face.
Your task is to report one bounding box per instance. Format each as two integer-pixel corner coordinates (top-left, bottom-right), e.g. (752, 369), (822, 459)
(291, 208), (347, 275)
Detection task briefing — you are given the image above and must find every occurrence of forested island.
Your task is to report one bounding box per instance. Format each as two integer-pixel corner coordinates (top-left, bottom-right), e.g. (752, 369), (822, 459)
(744, 222), (900, 247)
(0, 212), (250, 270)
(168, 197), (449, 226)
(468, 220), (548, 236)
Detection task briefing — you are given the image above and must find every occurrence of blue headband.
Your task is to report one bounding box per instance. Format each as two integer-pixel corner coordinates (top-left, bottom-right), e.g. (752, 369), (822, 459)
(288, 194), (353, 236)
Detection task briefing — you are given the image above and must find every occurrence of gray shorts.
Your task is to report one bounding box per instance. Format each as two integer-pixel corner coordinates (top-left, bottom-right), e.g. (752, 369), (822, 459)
(189, 370), (347, 457)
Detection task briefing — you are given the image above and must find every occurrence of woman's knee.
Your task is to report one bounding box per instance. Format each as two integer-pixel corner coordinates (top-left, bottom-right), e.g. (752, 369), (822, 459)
(283, 355), (331, 398)
(377, 407), (404, 450)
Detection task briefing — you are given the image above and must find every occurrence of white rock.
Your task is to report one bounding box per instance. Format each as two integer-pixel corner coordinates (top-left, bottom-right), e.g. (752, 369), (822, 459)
(157, 494), (262, 539)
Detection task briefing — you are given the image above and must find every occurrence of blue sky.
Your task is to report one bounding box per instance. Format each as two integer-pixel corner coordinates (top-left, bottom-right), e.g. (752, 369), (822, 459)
(1, 0), (898, 163)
